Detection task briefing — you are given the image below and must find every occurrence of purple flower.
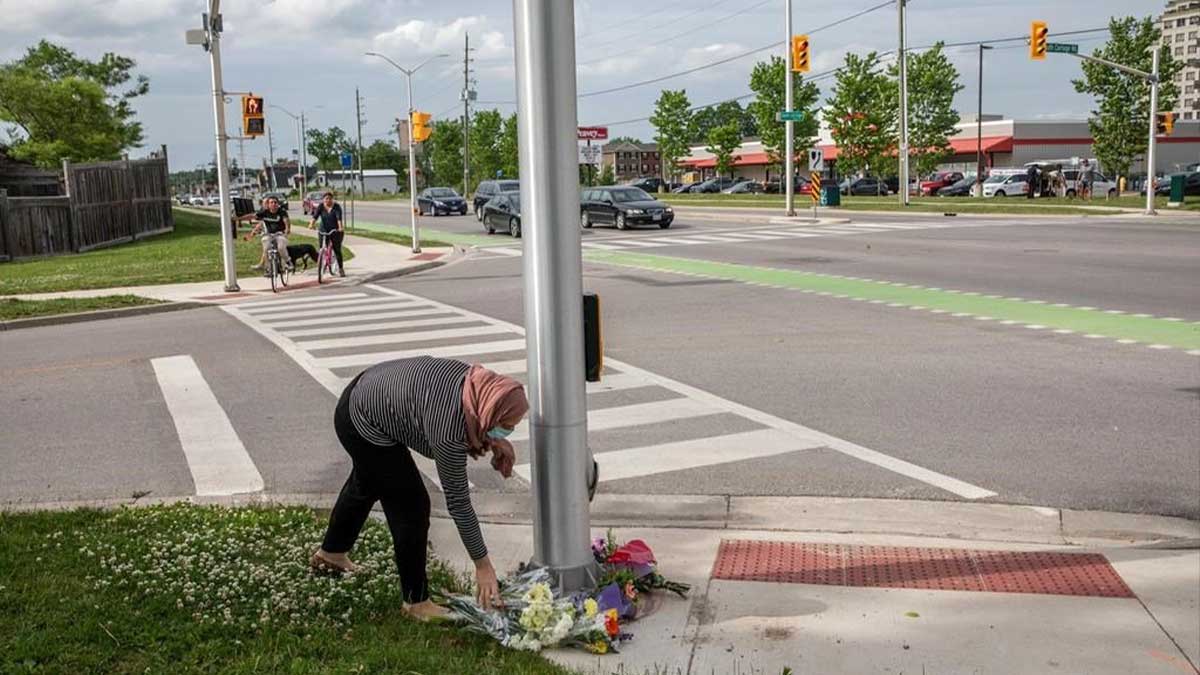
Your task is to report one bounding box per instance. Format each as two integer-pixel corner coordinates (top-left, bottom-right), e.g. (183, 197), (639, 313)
(596, 583), (636, 619)
(592, 537), (608, 561)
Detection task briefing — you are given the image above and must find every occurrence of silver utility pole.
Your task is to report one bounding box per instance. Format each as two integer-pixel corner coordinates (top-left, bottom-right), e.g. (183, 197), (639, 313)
(513, 0), (594, 592)
(463, 33), (472, 200)
(188, 1), (238, 292)
(271, 105), (307, 197)
(356, 88), (366, 196)
(266, 125), (276, 190)
(784, 0), (795, 216)
(365, 51), (449, 253)
(1145, 46), (1161, 216)
(976, 44), (993, 198)
(897, 0), (909, 206)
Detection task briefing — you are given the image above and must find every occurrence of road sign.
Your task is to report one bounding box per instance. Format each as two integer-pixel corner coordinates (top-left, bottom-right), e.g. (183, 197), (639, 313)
(577, 126), (608, 141)
(578, 144), (602, 165)
(809, 172), (821, 204)
(1047, 42), (1078, 54)
(340, 152), (353, 169)
(778, 110), (805, 122)
(807, 148), (824, 172)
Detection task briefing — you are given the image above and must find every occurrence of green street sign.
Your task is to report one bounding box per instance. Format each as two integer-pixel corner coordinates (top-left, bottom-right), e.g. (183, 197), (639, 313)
(778, 110), (805, 122)
(1047, 43), (1078, 54)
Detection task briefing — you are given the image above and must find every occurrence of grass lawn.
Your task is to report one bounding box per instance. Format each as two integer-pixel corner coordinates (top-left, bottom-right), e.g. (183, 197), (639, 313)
(347, 227), (451, 248)
(0, 295), (162, 321)
(0, 505), (571, 675)
(0, 210), (348, 296)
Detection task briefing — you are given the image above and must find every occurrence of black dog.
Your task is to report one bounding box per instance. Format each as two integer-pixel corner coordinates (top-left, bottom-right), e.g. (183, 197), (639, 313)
(286, 244), (319, 271)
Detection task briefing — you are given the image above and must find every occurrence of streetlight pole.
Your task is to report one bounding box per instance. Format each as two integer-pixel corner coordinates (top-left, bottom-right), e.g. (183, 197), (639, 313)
(513, 0), (594, 592)
(187, 0), (238, 292)
(271, 104), (308, 197)
(784, 0), (795, 217)
(897, 0), (909, 206)
(1145, 46), (1161, 216)
(976, 44), (993, 198)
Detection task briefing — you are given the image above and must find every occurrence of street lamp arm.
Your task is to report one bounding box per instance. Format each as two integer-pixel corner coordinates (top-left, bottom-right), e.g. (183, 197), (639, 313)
(270, 104), (299, 120)
(365, 51), (411, 75)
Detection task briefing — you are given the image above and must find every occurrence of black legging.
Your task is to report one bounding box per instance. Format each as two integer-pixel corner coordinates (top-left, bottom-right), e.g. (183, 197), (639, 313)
(321, 377), (431, 603)
(324, 230), (345, 271)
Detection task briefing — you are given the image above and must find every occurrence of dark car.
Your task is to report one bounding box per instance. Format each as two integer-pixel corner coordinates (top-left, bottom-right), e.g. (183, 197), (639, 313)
(725, 180), (765, 194)
(580, 186), (673, 230)
(936, 175), (977, 197)
(417, 187), (468, 216)
(629, 177), (666, 193)
(691, 177), (741, 193)
(845, 177), (887, 196)
(671, 182), (699, 193)
(473, 179), (521, 219)
(1148, 171), (1200, 196)
(920, 171), (964, 196)
(763, 176), (812, 194)
(260, 191), (289, 211)
(481, 191), (521, 237)
(302, 191), (325, 215)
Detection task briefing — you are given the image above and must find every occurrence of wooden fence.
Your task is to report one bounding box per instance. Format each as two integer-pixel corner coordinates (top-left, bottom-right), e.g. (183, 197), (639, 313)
(0, 153), (173, 261)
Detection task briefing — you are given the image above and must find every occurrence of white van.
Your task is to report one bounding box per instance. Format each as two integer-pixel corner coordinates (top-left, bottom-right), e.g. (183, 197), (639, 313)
(981, 169), (1029, 198)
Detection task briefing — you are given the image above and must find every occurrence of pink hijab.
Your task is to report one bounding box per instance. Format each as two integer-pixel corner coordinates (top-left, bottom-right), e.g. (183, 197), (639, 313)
(462, 365), (528, 476)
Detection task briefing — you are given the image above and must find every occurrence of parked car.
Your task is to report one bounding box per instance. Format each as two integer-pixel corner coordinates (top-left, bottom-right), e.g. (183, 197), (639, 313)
(206, 194), (221, 205)
(692, 177), (743, 193)
(260, 191), (289, 210)
(920, 171), (964, 196)
(628, 177), (666, 193)
(671, 182), (699, 193)
(1144, 171), (1200, 196)
(843, 177), (888, 196)
(417, 187), (468, 216)
(302, 191), (325, 215)
(580, 186), (673, 230)
(473, 179), (521, 219)
(189, 195), (207, 206)
(480, 191), (522, 237)
(762, 176), (811, 194)
(936, 175), (977, 197)
(1060, 169), (1117, 199)
(981, 171), (1029, 197)
(723, 180), (765, 194)
(175, 194), (190, 205)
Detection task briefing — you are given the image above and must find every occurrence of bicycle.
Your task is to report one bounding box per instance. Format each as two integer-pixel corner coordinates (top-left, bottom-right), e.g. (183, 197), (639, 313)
(316, 230), (339, 284)
(262, 232), (290, 293)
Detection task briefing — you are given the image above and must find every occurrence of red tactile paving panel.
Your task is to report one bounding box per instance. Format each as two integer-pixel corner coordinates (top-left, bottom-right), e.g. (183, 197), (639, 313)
(711, 540), (1135, 599)
(410, 252), (444, 261)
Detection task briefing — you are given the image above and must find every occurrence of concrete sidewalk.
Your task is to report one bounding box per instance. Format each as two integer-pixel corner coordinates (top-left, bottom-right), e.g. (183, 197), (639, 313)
(5, 231), (454, 305)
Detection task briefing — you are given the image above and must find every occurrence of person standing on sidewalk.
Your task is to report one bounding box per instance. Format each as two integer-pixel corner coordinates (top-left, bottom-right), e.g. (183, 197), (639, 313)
(1080, 160), (1094, 201)
(311, 357), (528, 620)
(309, 192), (346, 276)
(1025, 164), (1039, 199)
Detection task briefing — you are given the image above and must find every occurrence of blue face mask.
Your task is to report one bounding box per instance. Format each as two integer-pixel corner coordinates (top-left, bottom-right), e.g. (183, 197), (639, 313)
(487, 426), (513, 440)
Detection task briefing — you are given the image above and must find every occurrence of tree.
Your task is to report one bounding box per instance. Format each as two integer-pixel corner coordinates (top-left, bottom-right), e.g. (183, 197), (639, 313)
(706, 121), (742, 178)
(305, 126), (354, 171)
(425, 119), (464, 189)
(1073, 16), (1182, 182)
(361, 139), (406, 184)
(823, 52), (896, 177)
(498, 113), (520, 179)
(597, 163), (615, 185)
(887, 43), (963, 179)
(691, 100), (757, 143)
(608, 135), (643, 145)
(748, 56), (819, 178)
(0, 40), (148, 168)
(469, 109), (504, 190)
(650, 89), (694, 184)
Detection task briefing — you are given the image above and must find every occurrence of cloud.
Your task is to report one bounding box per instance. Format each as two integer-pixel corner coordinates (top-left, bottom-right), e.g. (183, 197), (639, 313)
(371, 16), (509, 61)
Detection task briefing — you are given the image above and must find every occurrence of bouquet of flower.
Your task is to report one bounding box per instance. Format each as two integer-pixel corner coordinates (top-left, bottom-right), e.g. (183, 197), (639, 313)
(593, 530), (691, 618)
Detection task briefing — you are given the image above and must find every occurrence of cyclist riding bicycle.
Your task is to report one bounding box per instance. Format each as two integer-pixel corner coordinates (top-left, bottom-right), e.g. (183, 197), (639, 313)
(235, 195), (293, 271)
(309, 191), (345, 277)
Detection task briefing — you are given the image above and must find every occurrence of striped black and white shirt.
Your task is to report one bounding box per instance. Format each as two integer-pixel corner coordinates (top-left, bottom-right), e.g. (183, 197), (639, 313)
(348, 356), (486, 560)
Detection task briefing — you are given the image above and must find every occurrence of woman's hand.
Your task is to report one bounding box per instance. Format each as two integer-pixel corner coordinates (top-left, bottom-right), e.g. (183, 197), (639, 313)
(488, 440), (515, 478)
(474, 557), (503, 610)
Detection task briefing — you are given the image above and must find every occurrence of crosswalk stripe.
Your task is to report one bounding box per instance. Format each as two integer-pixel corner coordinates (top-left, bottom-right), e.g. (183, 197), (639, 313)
(151, 355), (264, 496)
(488, 246), (523, 256)
(247, 296), (422, 317)
(600, 239), (663, 248)
(706, 232), (781, 241)
(297, 324), (513, 351)
(281, 315), (480, 338)
(815, 226), (885, 234)
(581, 242), (626, 250)
(312, 338), (528, 369)
(849, 223), (924, 230)
(514, 428), (820, 483)
(255, 300), (426, 322)
(507, 397), (719, 442)
(268, 307), (450, 330)
(680, 234), (750, 242)
(237, 292), (368, 310)
(480, 358), (528, 375)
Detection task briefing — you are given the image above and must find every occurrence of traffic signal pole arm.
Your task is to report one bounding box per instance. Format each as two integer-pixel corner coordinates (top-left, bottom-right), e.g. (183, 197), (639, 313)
(1067, 52), (1157, 83)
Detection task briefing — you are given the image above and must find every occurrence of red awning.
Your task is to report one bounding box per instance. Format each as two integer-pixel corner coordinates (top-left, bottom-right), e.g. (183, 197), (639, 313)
(819, 135), (1013, 161)
(683, 151), (772, 168)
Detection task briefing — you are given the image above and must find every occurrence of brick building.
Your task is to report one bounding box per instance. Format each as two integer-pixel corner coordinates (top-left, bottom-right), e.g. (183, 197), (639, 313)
(601, 141), (660, 181)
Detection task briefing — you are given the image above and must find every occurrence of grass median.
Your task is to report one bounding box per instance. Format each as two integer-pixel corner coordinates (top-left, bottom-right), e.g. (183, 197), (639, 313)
(0, 504), (570, 675)
(0, 210), (350, 295)
(0, 295), (163, 321)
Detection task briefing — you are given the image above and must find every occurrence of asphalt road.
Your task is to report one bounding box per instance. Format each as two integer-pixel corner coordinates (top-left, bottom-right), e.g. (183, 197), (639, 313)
(1, 208), (1196, 519)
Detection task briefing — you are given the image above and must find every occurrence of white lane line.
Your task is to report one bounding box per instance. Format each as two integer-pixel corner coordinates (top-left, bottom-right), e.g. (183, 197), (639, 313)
(256, 300), (425, 322)
(312, 338), (528, 369)
(270, 307), (449, 330)
(597, 239), (663, 248)
(847, 222), (923, 230)
(488, 247), (523, 257)
(508, 397), (719, 442)
(298, 324), (513, 351)
(701, 232), (780, 241)
(515, 429), (821, 483)
(363, 285), (996, 500)
(244, 296), (419, 316)
(281, 315), (480, 339)
(151, 355), (264, 496)
(681, 234), (764, 242)
(581, 242), (626, 250)
(236, 292), (368, 310)
(753, 229), (821, 238)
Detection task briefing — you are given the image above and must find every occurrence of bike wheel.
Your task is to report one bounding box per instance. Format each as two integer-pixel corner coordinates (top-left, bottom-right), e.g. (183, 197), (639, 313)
(279, 254), (289, 287)
(317, 248), (326, 284)
(269, 255), (279, 293)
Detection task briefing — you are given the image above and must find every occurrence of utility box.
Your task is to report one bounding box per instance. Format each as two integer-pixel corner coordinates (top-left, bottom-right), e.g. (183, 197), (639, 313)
(821, 181), (841, 207)
(1169, 174), (1185, 207)
(583, 292), (602, 382)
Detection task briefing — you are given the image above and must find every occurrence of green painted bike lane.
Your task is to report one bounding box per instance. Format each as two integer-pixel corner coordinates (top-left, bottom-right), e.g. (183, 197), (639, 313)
(583, 250), (1200, 351)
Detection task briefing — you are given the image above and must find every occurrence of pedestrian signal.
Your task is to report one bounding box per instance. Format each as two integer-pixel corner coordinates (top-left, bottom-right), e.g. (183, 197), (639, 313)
(242, 94), (265, 137)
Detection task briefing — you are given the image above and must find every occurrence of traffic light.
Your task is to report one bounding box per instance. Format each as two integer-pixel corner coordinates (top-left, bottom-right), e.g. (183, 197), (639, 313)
(411, 111), (432, 143)
(242, 94), (264, 136)
(791, 34), (810, 73)
(1030, 21), (1048, 60)
(1156, 112), (1175, 136)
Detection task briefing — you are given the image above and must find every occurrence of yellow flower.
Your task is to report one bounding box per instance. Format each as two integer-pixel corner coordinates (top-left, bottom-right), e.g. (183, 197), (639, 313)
(589, 640), (608, 654)
(584, 598), (598, 618)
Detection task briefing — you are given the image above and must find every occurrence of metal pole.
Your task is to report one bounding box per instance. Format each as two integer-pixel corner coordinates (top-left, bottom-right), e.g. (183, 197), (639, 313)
(784, 0), (795, 217)
(300, 112), (308, 201)
(206, 1), (238, 292)
(356, 87), (366, 196)
(1146, 46), (1160, 216)
(463, 32), (472, 200)
(976, 45), (990, 198)
(897, 0), (909, 206)
(513, 0), (594, 592)
(406, 72), (420, 253)
(266, 125), (276, 190)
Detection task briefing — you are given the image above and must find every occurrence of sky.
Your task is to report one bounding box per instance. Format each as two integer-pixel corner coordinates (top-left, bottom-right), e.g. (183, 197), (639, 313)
(0, 0), (1164, 172)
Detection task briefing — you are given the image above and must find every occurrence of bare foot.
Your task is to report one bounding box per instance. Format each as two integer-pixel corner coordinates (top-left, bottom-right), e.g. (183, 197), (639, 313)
(403, 600), (452, 622)
(311, 549), (358, 574)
